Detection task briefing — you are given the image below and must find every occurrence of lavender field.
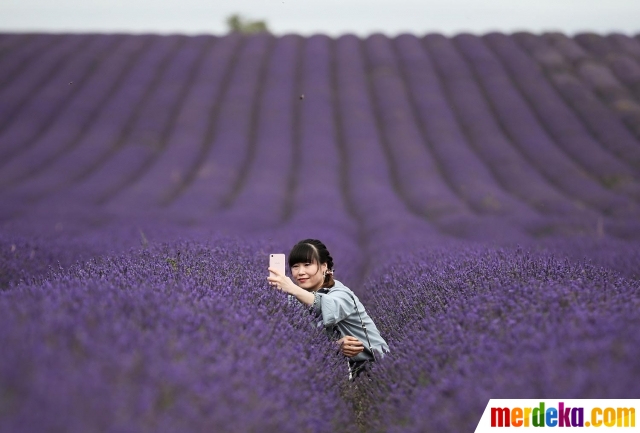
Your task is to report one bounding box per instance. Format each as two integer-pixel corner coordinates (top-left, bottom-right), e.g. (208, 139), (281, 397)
(1, 31), (640, 432)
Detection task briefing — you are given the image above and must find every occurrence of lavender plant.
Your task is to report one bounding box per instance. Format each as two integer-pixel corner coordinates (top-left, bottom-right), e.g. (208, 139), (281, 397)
(0, 237), (354, 433)
(358, 243), (640, 433)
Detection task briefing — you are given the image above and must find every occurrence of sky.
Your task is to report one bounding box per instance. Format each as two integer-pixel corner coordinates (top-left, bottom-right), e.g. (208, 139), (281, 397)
(1, 0), (639, 37)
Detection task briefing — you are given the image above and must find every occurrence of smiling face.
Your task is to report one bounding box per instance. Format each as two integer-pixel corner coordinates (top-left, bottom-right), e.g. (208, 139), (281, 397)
(291, 259), (327, 292)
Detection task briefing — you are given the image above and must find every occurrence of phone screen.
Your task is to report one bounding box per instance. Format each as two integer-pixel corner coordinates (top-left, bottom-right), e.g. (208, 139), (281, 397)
(269, 254), (286, 277)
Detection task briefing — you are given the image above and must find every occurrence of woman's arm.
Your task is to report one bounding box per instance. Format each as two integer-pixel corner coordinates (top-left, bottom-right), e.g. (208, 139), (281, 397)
(285, 283), (315, 306)
(267, 267), (314, 306)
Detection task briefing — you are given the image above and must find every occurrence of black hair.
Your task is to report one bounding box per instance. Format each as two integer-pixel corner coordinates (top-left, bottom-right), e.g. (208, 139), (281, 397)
(288, 239), (335, 288)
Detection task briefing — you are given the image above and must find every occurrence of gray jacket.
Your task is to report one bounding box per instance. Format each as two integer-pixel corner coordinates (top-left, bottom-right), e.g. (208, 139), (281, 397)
(309, 279), (389, 362)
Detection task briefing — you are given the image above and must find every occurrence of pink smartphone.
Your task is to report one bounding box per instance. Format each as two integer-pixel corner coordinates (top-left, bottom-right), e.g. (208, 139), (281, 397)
(269, 253), (285, 277)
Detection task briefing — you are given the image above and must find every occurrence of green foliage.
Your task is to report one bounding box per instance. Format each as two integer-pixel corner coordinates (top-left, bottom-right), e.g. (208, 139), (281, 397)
(226, 14), (270, 34)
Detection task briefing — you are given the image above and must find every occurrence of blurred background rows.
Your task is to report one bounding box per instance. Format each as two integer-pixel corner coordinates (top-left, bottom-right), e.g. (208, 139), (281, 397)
(2, 31), (640, 291)
(1, 30), (640, 432)
(2, 32), (640, 242)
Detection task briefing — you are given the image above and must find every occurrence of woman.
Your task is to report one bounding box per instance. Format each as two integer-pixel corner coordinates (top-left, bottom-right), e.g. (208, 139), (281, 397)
(267, 239), (389, 380)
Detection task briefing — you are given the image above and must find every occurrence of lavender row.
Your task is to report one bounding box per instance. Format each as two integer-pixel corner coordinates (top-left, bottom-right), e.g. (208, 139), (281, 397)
(208, 35), (300, 230)
(486, 33), (640, 200)
(285, 34), (357, 230)
(162, 34), (273, 217)
(0, 35), (61, 88)
(0, 237), (355, 433)
(573, 34), (640, 134)
(362, 35), (471, 220)
(105, 34), (242, 214)
(359, 242), (640, 432)
(35, 36), (212, 210)
(454, 34), (638, 220)
(0, 35), (151, 209)
(513, 33), (640, 181)
(0, 35), (120, 167)
(608, 33), (640, 59)
(0, 33), (32, 65)
(201, 35), (364, 285)
(364, 34), (542, 243)
(1, 35), (180, 212)
(333, 35), (443, 252)
(544, 33), (640, 157)
(391, 35), (529, 220)
(0, 34), (82, 138)
(596, 46), (640, 102)
(3, 231), (638, 433)
(423, 34), (581, 219)
(264, 35), (363, 287)
(3, 33), (640, 244)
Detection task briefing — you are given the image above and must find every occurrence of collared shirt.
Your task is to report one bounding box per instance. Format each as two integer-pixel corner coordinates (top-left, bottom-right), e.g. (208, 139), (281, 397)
(308, 279), (390, 362)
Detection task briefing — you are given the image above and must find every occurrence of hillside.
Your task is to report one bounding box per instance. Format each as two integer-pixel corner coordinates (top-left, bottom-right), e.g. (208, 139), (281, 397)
(1, 32), (639, 432)
(2, 32), (640, 238)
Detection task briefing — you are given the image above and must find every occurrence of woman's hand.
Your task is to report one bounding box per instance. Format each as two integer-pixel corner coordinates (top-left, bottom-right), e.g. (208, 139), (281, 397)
(267, 267), (297, 294)
(336, 336), (364, 358)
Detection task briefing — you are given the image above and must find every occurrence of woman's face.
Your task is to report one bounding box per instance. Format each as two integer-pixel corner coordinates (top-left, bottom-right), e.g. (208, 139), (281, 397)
(291, 260), (327, 291)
